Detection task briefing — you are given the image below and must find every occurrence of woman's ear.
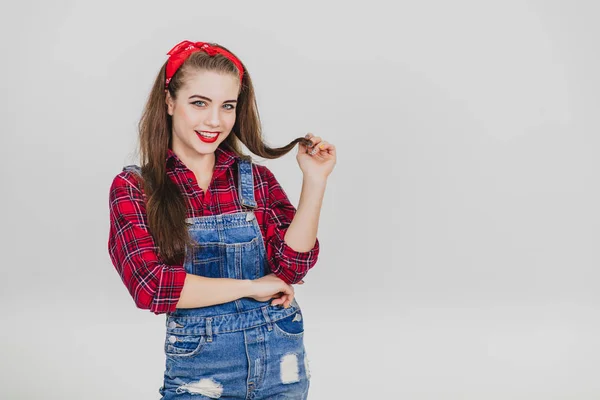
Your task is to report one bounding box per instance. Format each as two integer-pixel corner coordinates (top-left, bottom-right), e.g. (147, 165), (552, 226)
(165, 90), (174, 116)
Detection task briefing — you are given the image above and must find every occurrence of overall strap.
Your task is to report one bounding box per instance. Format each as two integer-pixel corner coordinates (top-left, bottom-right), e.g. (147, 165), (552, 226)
(237, 159), (257, 209)
(122, 164), (142, 177)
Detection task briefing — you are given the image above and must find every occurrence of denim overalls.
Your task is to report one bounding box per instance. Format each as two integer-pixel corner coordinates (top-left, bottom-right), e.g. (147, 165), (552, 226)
(122, 159), (311, 399)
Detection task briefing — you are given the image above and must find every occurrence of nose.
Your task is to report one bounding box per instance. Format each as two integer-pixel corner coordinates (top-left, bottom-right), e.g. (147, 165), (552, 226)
(204, 106), (220, 128)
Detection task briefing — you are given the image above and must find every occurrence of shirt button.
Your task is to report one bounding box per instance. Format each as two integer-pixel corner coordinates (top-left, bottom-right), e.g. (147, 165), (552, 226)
(168, 335), (177, 343)
(168, 321), (176, 329)
(187, 178), (193, 183)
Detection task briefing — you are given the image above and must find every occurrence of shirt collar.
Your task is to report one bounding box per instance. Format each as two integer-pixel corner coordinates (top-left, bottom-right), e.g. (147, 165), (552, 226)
(166, 146), (239, 170)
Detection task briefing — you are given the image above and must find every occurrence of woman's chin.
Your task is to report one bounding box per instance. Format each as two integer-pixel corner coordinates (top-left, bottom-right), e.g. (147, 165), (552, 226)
(192, 138), (225, 154)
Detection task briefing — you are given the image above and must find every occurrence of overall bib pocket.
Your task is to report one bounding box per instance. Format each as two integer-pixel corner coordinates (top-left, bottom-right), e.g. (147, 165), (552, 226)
(191, 244), (223, 278)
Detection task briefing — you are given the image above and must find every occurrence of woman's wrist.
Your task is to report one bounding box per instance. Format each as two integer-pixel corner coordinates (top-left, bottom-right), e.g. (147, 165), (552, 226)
(239, 279), (254, 297)
(302, 174), (328, 187)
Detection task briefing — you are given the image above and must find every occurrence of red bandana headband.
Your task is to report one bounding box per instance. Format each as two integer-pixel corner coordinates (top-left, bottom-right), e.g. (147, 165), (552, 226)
(165, 40), (244, 89)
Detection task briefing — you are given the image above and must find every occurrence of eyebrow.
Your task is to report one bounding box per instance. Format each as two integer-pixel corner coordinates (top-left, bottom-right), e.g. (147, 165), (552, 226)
(189, 95), (237, 103)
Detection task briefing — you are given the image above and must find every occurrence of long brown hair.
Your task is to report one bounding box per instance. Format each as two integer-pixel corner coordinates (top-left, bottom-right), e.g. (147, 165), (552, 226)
(136, 43), (311, 264)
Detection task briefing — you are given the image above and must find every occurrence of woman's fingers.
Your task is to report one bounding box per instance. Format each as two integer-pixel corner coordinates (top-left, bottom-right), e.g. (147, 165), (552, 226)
(270, 287), (295, 308)
(269, 282), (294, 306)
(282, 293), (293, 308)
(307, 137), (322, 152)
(271, 294), (289, 307)
(310, 140), (335, 156)
(270, 279), (304, 306)
(271, 297), (282, 306)
(301, 133), (336, 160)
(303, 133), (323, 153)
(298, 134), (312, 154)
(270, 293), (283, 306)
(309, 136), (322, 145)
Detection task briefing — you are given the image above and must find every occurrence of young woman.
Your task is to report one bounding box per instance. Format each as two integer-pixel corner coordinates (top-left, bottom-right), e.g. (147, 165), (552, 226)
(108, 40), (336, 399)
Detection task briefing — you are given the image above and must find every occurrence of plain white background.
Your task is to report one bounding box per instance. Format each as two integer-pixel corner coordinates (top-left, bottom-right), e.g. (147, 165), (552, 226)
(1, 1), (599, 398)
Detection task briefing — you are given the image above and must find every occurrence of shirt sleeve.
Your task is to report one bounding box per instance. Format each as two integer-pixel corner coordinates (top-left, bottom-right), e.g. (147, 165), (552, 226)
(260, 165), (320, 284)
(107, 171), (187, 315)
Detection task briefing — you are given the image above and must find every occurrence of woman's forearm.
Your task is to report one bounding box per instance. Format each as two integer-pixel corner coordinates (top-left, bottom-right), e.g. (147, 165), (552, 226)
(175, 274), (252, 308)
(283, 176), (327, 252)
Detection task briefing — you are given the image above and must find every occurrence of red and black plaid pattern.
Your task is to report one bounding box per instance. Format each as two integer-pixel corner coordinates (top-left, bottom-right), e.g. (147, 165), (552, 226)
(108, 146), (319, 314)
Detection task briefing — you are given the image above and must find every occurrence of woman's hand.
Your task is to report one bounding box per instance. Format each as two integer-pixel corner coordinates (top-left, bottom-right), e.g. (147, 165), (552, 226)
(247, 273), (304, 308)
(297, 133), (336, 181)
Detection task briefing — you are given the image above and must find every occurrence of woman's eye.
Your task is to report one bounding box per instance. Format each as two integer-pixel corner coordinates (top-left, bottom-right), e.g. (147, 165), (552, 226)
(223, 104), (235, 110)
(192, 101), (206, 107)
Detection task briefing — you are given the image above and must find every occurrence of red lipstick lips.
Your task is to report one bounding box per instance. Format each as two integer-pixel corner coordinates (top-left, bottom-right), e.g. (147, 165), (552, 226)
(196, 131), (220, 143)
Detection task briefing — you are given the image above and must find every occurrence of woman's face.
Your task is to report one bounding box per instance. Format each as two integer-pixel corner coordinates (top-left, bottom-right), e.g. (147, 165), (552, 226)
(166, 69), (240, 157)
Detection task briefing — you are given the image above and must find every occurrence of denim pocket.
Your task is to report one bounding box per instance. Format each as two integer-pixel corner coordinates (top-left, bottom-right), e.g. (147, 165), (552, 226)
(273, 311), (305, 338)
(192, 244), (223, 278)
(164, 333), (206, 357)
